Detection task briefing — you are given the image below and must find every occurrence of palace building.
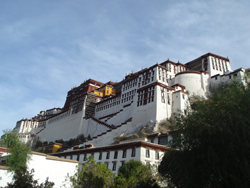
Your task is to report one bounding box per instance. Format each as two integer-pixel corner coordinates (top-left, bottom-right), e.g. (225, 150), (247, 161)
(13, 52), (246, 151)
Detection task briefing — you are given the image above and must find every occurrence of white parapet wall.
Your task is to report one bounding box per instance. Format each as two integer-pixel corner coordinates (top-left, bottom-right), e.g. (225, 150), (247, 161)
(0, 148), (78, 188)
(55, 140), (169, 176)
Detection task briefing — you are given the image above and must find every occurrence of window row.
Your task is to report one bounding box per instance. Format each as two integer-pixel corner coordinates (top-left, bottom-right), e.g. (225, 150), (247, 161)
(145, 149), (160, 160)
(122, 89), (136, 98)
(66, 149), (161, 167)
(123, 79), (138, 91)
(96, 96), (121, 107)
(163, 64), (187, 73)
(96, 100), (121, 112)
(137, 87), (155, 107)
(212, 58), (229, 72)
(79, 148), (137, 162)
(121, 96), (133, 103)
(137, 70), (155, 88)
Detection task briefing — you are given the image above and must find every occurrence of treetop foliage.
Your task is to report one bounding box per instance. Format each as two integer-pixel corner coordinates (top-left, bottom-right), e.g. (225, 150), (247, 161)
(115, 160), (160, 188)
(2, 130), (54, 188)
(67, 158), (161, 188)
(159, 80), (250, 188)
(1, 130), (31, 173)
(68, 155), (114, 188)
(7, 169), (54, 188)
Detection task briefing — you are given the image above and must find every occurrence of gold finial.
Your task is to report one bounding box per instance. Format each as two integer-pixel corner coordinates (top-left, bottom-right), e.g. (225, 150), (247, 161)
(132, 70), (133, 73)
(126, 73), (127, 76)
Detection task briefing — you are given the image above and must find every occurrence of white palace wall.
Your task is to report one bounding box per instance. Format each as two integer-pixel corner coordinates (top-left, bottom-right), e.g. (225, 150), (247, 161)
(210, 68), (246, 88)
(60, 140), (167, 176)
(106, 102), (135, 126)
(94, 121), (134, 147)
(27, 153), (77, 188)
(13, 53), (247, 149)
(207, 56), (232, 77)
(0, 149), (78, 188)
(37, 109), (85, 142)
(174, 72), (209, 97)
(155, 85), (171, 121)
(81, 118), (109, 138)
(172, 91), (189, 114)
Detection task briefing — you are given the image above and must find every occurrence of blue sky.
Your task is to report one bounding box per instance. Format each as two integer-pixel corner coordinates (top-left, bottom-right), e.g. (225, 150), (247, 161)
(1, 0), (250, 136)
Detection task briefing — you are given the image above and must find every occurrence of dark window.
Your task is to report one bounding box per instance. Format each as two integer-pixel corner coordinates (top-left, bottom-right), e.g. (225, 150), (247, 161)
(146, 149), (150, 158)
(122, 150), (127, 158)
(158, 136), (168, 146)
(131, 148), (136, 157)
(77, 155), (79, 161)
(112, 163), (116, 171)
(99, 152), (102, 160)
(114, 151), (118, 159)
(83, 154), (87, 161)
(106, 152), (110, 159)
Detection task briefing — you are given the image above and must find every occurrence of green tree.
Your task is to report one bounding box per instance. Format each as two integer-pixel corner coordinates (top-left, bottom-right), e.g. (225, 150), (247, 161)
(7, 169), (54, 188)
(2, 130), (54, 188)
(34, 140), (43, 149)
(115, 160), (160, 188)
(159, 80), (250, 188)
(68, 155), (114, 188)
(1, 130), (31, 173)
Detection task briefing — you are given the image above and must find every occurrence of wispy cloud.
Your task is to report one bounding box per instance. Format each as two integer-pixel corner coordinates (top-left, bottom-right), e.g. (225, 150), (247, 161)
(0, 0), (250, 135)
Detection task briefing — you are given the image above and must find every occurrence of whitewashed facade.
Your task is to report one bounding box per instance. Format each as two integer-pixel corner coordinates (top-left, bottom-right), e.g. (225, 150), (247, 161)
(13, 53), (246, 148)
(53, 139), (170, 176)
(0, 147), (78, 188)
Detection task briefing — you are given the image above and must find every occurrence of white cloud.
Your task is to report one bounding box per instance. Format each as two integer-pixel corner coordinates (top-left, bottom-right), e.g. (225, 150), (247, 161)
(1, 0), (250, 135)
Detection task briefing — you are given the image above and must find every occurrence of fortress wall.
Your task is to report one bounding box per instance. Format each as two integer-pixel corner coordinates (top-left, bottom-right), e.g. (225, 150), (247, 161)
(81, 118), (109, 138)
(155, 85), (171, 122)
(174, 72), (206, 97)
(201, 72), (210, 94)
(172, 91), (188, 114)
(210, 75), (221, 88)
(168, 77), (175, 86)
(30, 127), (43, 135)
(82, 121), (135, 147)
(106, 102), (135, 126)
(95, 103), (122, 119)
(37, 111), (84, 142)
(18, 120), (38, 134)
(132, 99), (156, 127)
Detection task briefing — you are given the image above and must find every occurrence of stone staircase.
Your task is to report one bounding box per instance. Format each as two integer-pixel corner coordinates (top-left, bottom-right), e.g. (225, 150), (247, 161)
(88, 116), (115, 129)
(63, 117), (133, 152)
